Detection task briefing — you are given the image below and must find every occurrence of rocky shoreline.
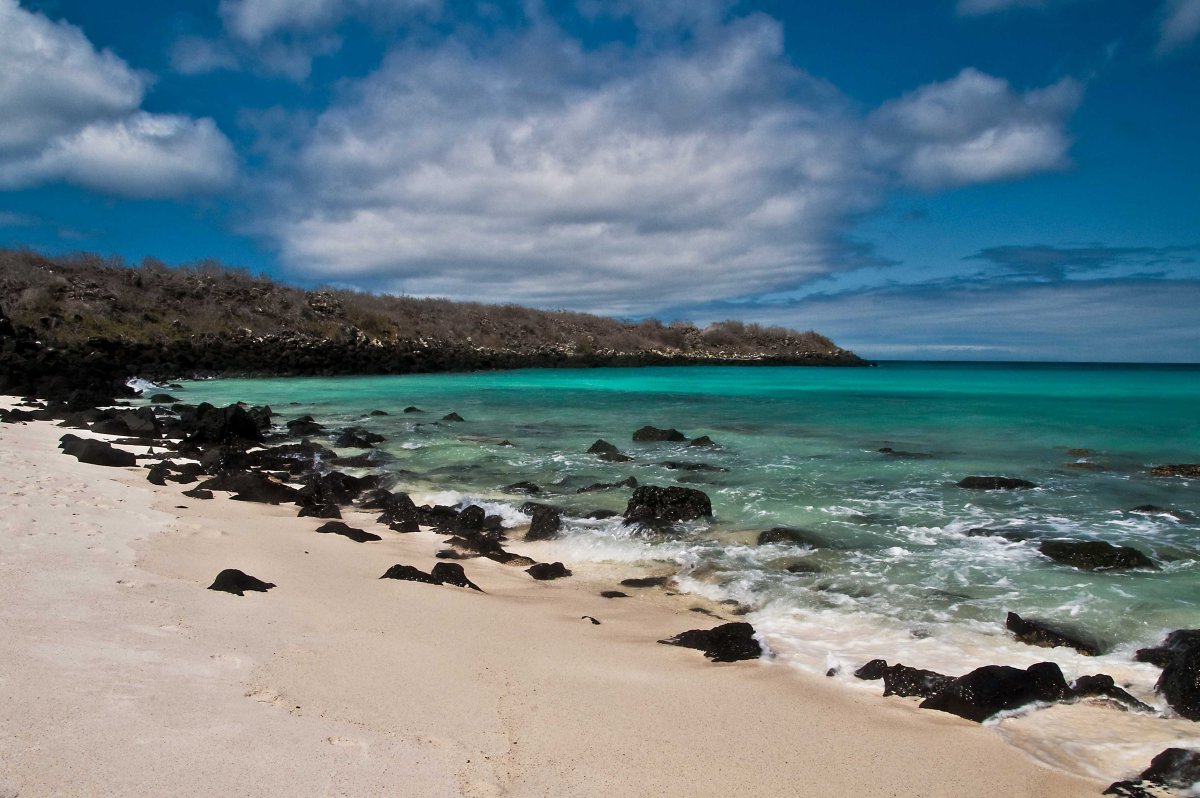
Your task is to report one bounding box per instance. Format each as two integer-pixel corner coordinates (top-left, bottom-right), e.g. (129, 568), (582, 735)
(2, 376), (1197, 796)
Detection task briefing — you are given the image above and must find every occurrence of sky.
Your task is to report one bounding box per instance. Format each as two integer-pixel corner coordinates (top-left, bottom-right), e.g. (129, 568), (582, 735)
(0, 0), (1197, 362)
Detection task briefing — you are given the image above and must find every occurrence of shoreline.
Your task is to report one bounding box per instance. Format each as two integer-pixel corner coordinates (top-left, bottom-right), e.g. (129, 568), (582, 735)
(0, 400), (1107, 797)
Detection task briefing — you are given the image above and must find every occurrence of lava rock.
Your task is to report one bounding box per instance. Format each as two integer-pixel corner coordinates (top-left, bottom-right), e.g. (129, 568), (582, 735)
(588, 439), (633, 462)
(656, 461), (728, 472)
(297, 502), (341, 519)
(62, 438), (136, 467)
(1151, 464), (1200, 478)
(368, 410), (389, 416)
(689, 435), (718, 447)
(632, 426), (687, 442)
(207, 568), (275, 596)
(576, 476), (638, 493)
(1038, 540), (1157, 570)
(334, 427), (384, 448)
(403, 406), (422, 413)
(442, 412), (464, 422)
(1006, 612), (1102, 656)
(148, 393), (178, 403)
(622, 485), (712, 526)
(181, 488), (214, 500)
(431, 562), (482, 591)
(883, 664), (955, 698)
(620, 576), (670, 588)
(756, 527), (829, 548)
(658, 622), (762, 663)
(957, 476), (1037, 490)
(964, 527), (1038, 543)
(1136, 629), (1200, 721)
(1071, 674), (1154, 713)
(1104, 748), (1200, 797)
(316, 521), (382, 543)
(184, 403), (265, 446)
(919, 661), (1072, 722)
(878, 446), (932, 459)
(503, 480), (541, 495)
(854, 659), (890, 681)
(379, 564), (441, 584)
(526, 562), (571, 580)
(198, 471), (299, 504)
(286, 415), (325, 436)
(524, 505), (563, 542)
(600, 591), (629, 598)
(375, 492), (420, 532)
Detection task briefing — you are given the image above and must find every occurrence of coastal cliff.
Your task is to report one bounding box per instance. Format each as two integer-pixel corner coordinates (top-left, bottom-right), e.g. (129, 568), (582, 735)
(0, 249), (865, 399)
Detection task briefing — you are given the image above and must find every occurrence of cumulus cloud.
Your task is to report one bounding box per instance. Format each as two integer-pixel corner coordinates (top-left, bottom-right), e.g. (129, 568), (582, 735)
(1156, 0), (1200, 55)
(867, 69), (1081, 189)
(170, 35), (239, 75)
(254, 14), (1080, 313)
(0, 0), (236, 197)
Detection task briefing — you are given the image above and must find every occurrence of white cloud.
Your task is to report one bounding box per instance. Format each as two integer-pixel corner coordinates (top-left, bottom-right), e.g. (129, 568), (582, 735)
(957, 0), (1053, 15)
(867, 68), (1081, 189)
(218, 0), (440, 43)
(1156, 0), (1200, 55)
(0, 0), (236, 197)
(170, 36), (238, 75)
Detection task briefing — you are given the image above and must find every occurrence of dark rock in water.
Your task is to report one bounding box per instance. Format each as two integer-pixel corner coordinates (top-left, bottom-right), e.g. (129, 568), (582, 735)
(659, 622), (762, 662)
(1104, 748), (1200, 797)
(431, 562), (482, 591)
(585, 509), (620, 520)
(1071, 674), (1154, 713)
(286, 415), (325, 436)
(148, 393), (177, 403)
(620, 576), (670, 588)
(633, 425), (687, 442)
(208, 568), (275, 596)
(785, 560), (823, 574)
(964, 527), (1038, 543)
(600, 591), (629, 598)
(525, 505), (562, 542)
(329, 452), (381, 468)
(657, 461), (728, 472)
(854, 659), (890, 681)
(456, 505), (487, 533)
(623, 485), (712, 526)
(379, 564), (441, 584)
(334, 427), (384, 449)
(1006, 612), (1102, 656)
(883, 664), (955, 698)
(181, 488), (214, 500)
(1038, 540), (1157, 570)
(316, 521), (382, 543)
(1129, 505), (1195, 523)
(757, 527), (829, 548)
(63, 438), (136, 467)
(957, 475), (1037, 490)
(184, 403), (265, 446)
(369, 409), (389, 416)
(198, 445), (251, 475)
(878, 447), (932, 459)
(442, 412), (464, 422)
(1136, 629), (1200, 721)
(483, 514), (504, 532)
(360, 488), (397, 510)
(1151, 464), (1200, 478)
(375, 492), (420, 532)
(588, 439), (633, 462)
(403, 406), (423, 413)
(503, 480), (541, 495)
(577, 476), (638, 493)
(919, 662), (1072, 722)
(689, 435), (718, 448)
(526, 562), (571, 580)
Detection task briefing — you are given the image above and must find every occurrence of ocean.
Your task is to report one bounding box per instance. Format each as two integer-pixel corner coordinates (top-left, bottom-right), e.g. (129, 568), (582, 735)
(174, 361), (1200, 780)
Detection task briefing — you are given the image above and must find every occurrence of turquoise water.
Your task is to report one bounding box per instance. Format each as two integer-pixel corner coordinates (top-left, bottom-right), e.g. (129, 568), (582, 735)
(176, 361), (1200, 751)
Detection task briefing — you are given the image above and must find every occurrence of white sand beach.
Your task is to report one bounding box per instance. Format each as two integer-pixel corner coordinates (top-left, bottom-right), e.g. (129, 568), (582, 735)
(0, 409), (1106, 797)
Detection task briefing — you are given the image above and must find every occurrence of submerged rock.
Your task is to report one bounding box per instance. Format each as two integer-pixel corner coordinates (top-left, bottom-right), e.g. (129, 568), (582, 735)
(1150, 464), (1200, 478)
(919, 662), (1072, 722)
(442, 412), (464, 422)
(658, 622), (762, 663)
(207, 568), (275, 596)
(588, 439), (633, 462)
(1006, 612), (1102, 656)
(632, 426), (687, 442)
(957, 476), (1037, 490)
(1038, 540), (1157, 570)
(757, 527), (829, 548)
(878, 447), (932, 459)
(503, 480), (541, 495)
(689, 435), (718, 448)
(576, 476), (637, 493)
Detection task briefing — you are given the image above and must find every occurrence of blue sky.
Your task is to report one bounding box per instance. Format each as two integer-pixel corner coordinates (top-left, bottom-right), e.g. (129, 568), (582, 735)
(1, 0), (1197, 362)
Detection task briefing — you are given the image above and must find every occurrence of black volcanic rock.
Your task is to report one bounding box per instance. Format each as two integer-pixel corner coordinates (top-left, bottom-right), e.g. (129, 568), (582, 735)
(1038, 540), (1157, 570)
(380, 564), (441, 584)
(286, 415), (324, 436)
(878, 446), (932, 459)
(198, 471), (299, 504)
(756, 527), (829, 548)
(600, 590), (629, 598)
(62, 438), (136, 467)
(334, 427), (384, 448)
(1151, 464), (1200, 478)
(1071, 674), (1154, 713)
(957, 476), (1037, 490)
(208, 568), (275, 596)
(503, 480), (541, 495)
(882, 664), (955, 698)
(375, 492), (420, 532)
(524, 505), (562, 542)
(442, 412), (464, 422)
(404, 406), (423, 413)
(181, 488), (214, 500)
(588, 439), (633, 462)
(431, 562), (482, 591)
(633, 426), (687, 442)
(854, 659), (890, 681)
(183, 403), (265, 446)
(1104, 748), (1200, 797)
(620, 576), (670, 588)
(919, 662), (1072, 722)
(1006, 612), (1102, 656)
(657, 461), (727, 472)
(1136, 629), (1200, 721)
(576, 476), (637, 493)
(689, 435), (717, 447)
(526, 562), (571, 580)
(659, 622), (762, 663)
(623, 485), (712, 526)
(316, 521), (382, 543)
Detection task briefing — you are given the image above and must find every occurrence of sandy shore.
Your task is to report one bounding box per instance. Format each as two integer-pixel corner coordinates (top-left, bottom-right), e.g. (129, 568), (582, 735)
(0, 411), (1106, 797)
